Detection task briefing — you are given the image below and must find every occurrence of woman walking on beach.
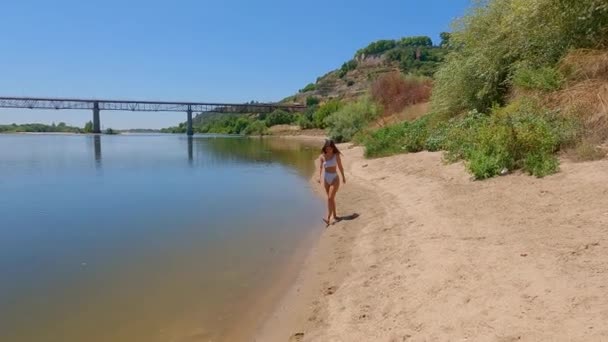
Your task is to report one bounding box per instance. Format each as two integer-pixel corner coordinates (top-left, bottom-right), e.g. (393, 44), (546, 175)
(319, 139), (346, 226)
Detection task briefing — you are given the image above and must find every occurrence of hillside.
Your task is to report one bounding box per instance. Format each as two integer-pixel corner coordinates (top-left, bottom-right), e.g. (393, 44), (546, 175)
(358, 0), (608, 180)
(283, 35), (449, 104)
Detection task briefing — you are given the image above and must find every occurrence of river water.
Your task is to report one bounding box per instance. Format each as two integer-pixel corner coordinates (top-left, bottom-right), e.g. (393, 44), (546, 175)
(0, 134), (323, 342)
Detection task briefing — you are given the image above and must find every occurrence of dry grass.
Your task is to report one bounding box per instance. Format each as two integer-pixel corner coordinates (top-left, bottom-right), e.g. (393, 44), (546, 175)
(371, 72), (432, 117)
(545, 50), (608, 143)
(560, 49), (608, 82)
(565, 138), (606, 162)
(378, 102), (430, 126)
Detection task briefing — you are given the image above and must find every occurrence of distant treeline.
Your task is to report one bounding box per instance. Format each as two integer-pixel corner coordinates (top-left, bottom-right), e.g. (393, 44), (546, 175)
(0, 122), (85, 133)
(0, 121), (120, 134)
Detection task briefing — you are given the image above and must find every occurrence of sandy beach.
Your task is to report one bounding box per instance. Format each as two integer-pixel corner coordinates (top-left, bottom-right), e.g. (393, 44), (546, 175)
(256, 144), (608, 341)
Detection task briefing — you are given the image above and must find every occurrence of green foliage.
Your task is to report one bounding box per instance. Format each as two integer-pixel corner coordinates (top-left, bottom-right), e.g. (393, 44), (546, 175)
(299, 83), (316, 93)
(325, 97), (378, 143)
(242, 120), (269, 136)
(160, 122), (187, 133)
(512, 64), (564, 91)
(264, 109), (296, 127)
(363, 115), (432, 158)
(195, 115), (254, 134)
(313, 99), (342, 128)
(439, 32), (451, 48)
(362, 123), (409, 158)
(338, 60), (358, 78)
(83, 121), (93, 133)
(0, 122), (85, 133)
(104, 128), (119, 135)
(296, 115), (314, 129)
(306, 96), (320, 107)
(363, 99), (581, 179)
(431, 0), (608, 117)
(385, 46), (448, 77)
(398, 36), (433, 47)
(355, 40), (396, 57)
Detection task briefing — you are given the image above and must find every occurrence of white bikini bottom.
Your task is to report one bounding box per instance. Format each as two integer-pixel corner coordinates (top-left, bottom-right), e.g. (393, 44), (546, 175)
(324, 171), (338, 185)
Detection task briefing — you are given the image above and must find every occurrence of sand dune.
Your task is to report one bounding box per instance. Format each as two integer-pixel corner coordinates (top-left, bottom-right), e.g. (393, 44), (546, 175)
(257, 144), (608, 341)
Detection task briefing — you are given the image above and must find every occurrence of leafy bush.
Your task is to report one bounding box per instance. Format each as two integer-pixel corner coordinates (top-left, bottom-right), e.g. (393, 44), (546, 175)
(512, 65), (564, 91)
(355, 40), (396, 58)
(296, 115), (314, 129)
(385, 46), (448, 77)
(325, 97), (378, 142)
(431, 0), (608, 117)
(299, 83), (316, 93)
(265, 109), (296, 127)
(242, 120), (268, 136)
(398, 36), (433, 47)
(313, 99), (342, 128)
(338, 60), (358, 78)
(363, 123), (409, 158)
(306, 96), (320, 107)
(363, 98), (580, 179)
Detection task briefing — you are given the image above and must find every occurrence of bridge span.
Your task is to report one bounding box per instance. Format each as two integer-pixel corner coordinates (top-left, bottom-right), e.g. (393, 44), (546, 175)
(0, 96), (306, 135)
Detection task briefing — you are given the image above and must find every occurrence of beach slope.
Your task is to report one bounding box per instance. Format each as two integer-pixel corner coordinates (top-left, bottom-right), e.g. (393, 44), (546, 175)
(257, 144), (608, 341)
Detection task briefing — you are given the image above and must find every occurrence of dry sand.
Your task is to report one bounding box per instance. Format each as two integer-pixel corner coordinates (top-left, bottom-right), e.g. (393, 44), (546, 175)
(256, 144), (608, 341)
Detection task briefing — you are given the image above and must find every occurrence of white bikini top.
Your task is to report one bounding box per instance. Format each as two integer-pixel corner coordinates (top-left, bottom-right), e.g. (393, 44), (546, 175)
(323, 154), (337, 168)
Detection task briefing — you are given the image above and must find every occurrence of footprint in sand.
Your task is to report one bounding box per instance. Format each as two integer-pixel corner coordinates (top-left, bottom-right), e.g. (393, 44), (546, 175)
(289, 332), (305, 341)
(325, 286), (338, 295)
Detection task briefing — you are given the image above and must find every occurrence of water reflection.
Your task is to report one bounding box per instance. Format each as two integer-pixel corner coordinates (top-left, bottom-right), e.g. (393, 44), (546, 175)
(86, 134), (320, 178)
(93, 135), (102, 167)
(0, 133), (324, 342)
(189, 136), (320, 178)
(187, 136), (193, 164)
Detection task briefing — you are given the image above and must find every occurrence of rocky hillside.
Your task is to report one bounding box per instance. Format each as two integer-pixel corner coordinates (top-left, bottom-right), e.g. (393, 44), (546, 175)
(283, 35), (449, 104)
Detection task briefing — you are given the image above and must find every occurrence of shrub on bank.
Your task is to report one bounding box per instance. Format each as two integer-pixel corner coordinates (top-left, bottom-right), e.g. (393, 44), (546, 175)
(313, 99), (342, 129)
(431, 0), (608, 117)
(363, 99), (581, 179)
(242, 120), (268, 136)
(264, 110), (296, 127)
(325, 97), (378, 143)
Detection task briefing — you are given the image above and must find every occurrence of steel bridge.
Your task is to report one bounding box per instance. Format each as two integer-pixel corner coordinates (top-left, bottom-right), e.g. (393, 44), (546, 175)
(0, 96), (306, 135)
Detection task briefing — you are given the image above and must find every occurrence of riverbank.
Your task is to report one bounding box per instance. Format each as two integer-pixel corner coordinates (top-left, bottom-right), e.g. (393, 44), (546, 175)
(257, 144), (608, 341)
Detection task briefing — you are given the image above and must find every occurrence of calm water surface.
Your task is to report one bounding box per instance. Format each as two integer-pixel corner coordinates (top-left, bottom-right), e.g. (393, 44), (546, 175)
(0, 134), (323, 342)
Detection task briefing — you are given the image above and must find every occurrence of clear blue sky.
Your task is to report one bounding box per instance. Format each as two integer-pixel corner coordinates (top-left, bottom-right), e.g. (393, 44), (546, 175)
(0, 0), (471, 129)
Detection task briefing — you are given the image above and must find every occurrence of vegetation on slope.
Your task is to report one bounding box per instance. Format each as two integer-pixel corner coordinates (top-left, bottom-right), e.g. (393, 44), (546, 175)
(361, 0), (608, 179)
(288, 35), (449, 104)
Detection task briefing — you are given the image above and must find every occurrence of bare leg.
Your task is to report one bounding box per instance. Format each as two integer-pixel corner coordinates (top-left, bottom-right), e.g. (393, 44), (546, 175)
(328, 180), (340, 223)
(323, 181), (331, 226)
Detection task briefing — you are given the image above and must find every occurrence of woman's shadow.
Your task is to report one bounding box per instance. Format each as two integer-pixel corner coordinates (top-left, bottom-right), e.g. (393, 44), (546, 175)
(337, 213), (360, 221)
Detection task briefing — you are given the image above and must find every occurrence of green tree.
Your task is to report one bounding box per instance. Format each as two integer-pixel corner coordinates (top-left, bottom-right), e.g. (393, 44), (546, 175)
(265, 109), (296, 127)
(84, 121), (93, 133)
(306, 96), (320, 107)
(313, 99), (342, 128)
(398, 36), (433, 47)
(439, 32), (451, 48)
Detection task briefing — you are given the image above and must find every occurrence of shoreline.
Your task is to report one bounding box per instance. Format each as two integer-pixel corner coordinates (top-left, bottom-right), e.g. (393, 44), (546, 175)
(221, 135), (328, 341)
(256, 144), (608, 341)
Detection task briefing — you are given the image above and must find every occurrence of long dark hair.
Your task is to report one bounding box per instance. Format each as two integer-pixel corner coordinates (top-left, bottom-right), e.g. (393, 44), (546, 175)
(321, 139), (341, 155)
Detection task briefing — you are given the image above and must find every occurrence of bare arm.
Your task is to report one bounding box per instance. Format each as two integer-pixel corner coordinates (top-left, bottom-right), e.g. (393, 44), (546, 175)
(318, 155), (324, 183)
(337, 154), (346, 184)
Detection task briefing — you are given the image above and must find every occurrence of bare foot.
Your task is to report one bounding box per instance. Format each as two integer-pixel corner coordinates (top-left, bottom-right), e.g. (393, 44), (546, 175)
(322, 218), (330, 227)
